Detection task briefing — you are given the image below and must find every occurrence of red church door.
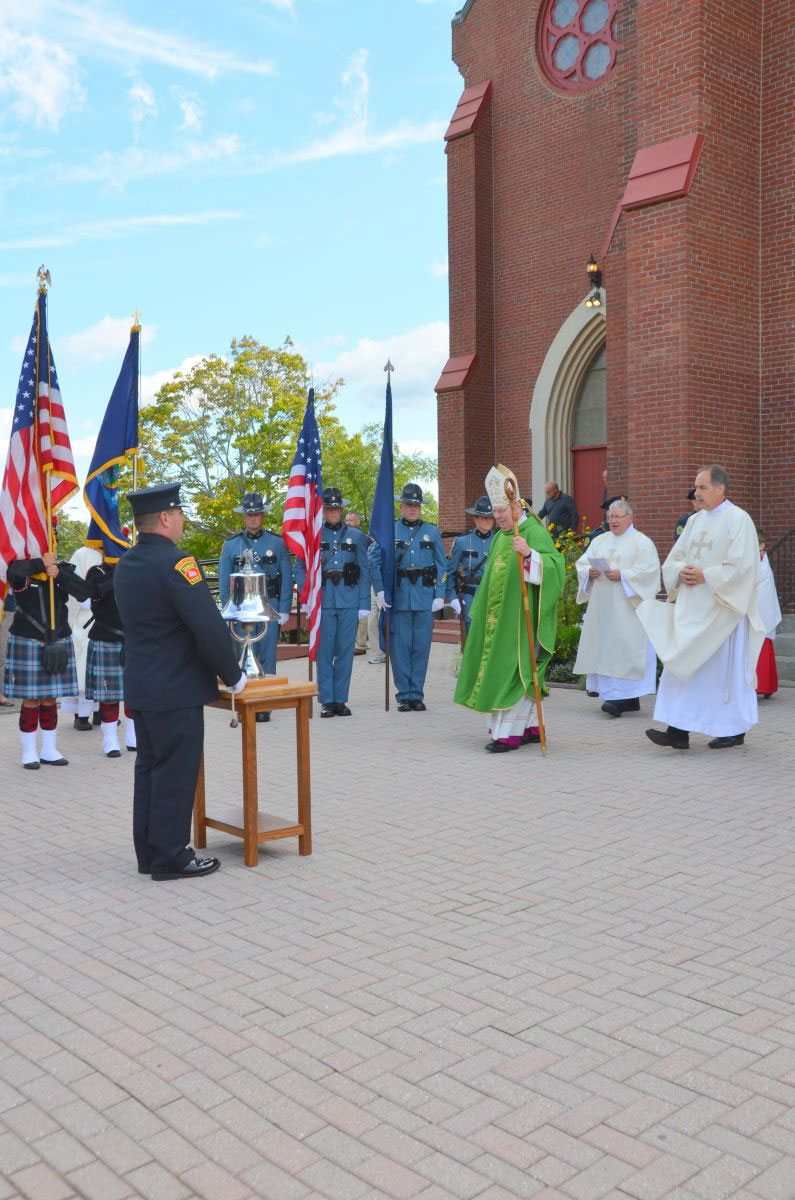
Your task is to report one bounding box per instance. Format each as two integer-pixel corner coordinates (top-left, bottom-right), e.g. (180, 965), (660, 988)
(572, 444), (607, 533)
(571, 346), (607, 533)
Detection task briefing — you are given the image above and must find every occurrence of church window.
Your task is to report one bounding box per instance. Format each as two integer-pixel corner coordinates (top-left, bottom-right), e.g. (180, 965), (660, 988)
(538, 0), (618, 93)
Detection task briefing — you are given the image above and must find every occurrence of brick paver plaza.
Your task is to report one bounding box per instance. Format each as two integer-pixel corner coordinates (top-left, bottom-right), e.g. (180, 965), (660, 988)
(1, 645), (794, 1200)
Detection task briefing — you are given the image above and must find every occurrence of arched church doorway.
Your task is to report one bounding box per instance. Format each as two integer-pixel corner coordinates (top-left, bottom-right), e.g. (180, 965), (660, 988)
(571, 346), (607, 532)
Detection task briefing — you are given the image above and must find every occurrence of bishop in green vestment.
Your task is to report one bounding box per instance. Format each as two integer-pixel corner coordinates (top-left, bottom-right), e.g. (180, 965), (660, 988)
(454, 465), (564, 752)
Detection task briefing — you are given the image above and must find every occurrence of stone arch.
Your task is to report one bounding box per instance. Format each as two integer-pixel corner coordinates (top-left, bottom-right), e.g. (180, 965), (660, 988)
(530, 294), (607, 506)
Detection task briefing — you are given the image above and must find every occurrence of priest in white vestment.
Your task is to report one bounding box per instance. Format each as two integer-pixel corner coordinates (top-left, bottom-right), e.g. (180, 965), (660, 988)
(637, 465), (764, 750)
(573, 498), (661, 716)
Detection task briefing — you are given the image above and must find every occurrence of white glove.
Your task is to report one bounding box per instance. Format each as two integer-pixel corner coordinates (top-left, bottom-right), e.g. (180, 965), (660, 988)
(278, 612), (290, 626)
(357, 609), (370, 620)
(299, 604), (308, 614)
(449, 597), (462, 616)
(231, 673), (247, 694)
(431, 597), (445, 613)
(376, 590), (391, 611)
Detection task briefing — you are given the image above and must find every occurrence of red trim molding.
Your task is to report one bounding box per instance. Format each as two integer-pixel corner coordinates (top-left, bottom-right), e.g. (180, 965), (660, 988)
(434, 353), (477, 392)
(444, 81), (492, 142)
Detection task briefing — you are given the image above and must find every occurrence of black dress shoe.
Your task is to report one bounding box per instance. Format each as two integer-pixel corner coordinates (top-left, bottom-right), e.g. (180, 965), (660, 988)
(137, 865), (151, 874)
(40, 756), (69, 766)
(601, 700), (623, 718)
(409, 700), (426, 711)
(255, 711), (270, 723)
(106, 749), (121, 758)
(397, 701), (412, 712)
(335, 703), (352, 716)
(320, 704), (336, 718)
(73, 716), (93, 731)
(22, 761), (40, 770)
(708, 734), (745, 749)
(521, 729), (541, 744)
(586, 690), (599, 698)
(152, 856), (220, 881)
(485, 740), (517, 753)
(645, 727), (689, 750)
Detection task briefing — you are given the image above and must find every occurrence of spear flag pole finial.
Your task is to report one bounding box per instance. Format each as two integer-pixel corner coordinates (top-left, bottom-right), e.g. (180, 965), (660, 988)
(384, 359), (395, 381)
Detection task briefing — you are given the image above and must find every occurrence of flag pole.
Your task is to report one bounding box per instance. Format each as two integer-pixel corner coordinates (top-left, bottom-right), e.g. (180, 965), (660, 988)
(37, 268), (56, 631)
(131, 310), (141, 545)
(384, 614), (390, 712)
(504, 479), (547, 756)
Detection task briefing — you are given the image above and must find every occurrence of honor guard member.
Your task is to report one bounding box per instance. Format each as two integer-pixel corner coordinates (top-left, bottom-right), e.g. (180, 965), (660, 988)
(114, 483), (246, 881)
(85, 546), (138, 758)
(445, 495), (495, 628)
(218, 492), (293, 722)
(3, 529), (92, 769)
(371, 482), (447, 712)
(295, 486), (370, 717)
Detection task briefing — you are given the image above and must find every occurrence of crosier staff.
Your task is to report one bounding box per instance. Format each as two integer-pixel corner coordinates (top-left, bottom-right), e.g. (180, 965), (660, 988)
(503, 479), (547, 756)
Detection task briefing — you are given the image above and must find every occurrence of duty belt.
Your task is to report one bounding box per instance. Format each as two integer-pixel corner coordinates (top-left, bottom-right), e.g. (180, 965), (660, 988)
(461, 584), (478, 596)
(397, 567), (424, 582)
(322, 569), (344, 585)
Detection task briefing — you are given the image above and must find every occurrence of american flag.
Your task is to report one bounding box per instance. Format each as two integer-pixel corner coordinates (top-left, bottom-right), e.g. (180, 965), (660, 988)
(282, 389), (323, 660)
(0, 289), (78, 606)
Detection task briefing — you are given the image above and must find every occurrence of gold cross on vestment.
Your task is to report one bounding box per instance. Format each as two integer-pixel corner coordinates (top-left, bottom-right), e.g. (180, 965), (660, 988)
(691, 531), (713, 560)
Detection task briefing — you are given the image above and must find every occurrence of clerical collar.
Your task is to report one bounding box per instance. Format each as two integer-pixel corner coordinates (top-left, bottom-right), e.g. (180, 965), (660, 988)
(401, 518), (421, 528)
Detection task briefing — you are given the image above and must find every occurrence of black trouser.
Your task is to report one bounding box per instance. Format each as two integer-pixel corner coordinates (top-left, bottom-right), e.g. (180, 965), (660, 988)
(131, 706), (204, 873)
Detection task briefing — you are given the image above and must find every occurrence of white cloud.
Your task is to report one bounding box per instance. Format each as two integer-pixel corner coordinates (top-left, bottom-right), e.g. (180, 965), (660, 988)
(0, 32), (84, 130)
(170, 86), (203, 133)
(69, 433), (101, 458)
(140, 355), (205, 407)
(61, 135), (245, 187)
(0, 273), (37, 287)
(276, 49), (446, 165)
(128, 77), (157, 131)
(0, 210), (242, 251)
(429, 258), (448, 278)
(62, 316), (157, 366)
(48, 1), (273, 79)
(315, 320), (447, 448)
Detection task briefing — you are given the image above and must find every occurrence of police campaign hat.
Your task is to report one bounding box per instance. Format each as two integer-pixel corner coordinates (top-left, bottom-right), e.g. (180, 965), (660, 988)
(465, 495), (493, 517)
(321, 486), (348, 508)
(396, 483), (424, 505)
(600, 493), (629, 510)
(126, 483), (182, 517)
(234, 492), (271, 515)
(686, 487), (697, 501)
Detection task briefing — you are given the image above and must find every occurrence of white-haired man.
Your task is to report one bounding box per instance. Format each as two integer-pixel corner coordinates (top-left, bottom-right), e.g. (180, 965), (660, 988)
(638, 464), (764, 750)
(573, 498), (661, 717)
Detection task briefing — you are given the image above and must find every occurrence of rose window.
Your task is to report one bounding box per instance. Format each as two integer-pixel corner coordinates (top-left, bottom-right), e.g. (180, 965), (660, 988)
(538, 0), (618, 93)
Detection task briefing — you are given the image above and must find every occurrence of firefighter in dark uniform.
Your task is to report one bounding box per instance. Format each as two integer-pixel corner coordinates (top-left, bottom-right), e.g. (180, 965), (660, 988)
(218, 492), (293, 723)
(114, 484), (246, 881)
(444, 495), (495, 629)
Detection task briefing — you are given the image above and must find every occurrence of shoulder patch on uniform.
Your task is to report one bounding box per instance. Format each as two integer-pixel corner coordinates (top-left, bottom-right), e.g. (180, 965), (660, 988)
(174, 556), (202, 585)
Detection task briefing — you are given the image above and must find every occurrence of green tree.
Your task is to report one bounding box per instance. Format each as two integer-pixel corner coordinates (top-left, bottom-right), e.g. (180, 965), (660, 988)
(120, 337), (344, 558)
(54, 513), (88, 561)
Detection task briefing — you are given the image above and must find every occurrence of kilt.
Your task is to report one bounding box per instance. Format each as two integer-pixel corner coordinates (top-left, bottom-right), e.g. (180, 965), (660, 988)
(3, 634), (79, 699)
(85, 639), (125, 701)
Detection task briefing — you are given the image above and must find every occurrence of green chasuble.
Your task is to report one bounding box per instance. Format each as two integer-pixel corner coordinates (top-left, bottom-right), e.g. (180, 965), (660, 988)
(454, 513), (564, 714)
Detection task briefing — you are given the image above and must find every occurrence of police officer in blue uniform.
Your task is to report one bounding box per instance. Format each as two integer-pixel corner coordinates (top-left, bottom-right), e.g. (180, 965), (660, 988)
(371, 483), (447, 712)
(674, 488), (699, 542)
(444, 495), (495, 629)
(218, 492), (293, 722)
(114, 483), (246, 881)
(296, 486), (370, 717)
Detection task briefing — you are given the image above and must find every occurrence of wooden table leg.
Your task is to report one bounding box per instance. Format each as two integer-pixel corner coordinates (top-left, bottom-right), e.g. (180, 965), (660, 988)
(193, 753), (207, 849)
(241, 705), (259, 866)
(296, 697), (312, 855)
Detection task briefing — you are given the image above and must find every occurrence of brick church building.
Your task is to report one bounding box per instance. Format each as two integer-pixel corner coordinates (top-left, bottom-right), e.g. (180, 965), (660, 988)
(435, 0), (793, 554)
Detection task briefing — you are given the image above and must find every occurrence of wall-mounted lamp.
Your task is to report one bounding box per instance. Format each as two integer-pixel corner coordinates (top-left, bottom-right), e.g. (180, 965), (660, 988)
(585, 253), (602, 308)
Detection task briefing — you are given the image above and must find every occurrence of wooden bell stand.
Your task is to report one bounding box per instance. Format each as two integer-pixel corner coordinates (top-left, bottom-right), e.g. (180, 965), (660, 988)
(193, 676), (317, 866)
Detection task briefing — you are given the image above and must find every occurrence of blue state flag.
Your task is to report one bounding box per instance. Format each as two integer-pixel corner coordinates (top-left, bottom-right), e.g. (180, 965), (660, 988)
(84, 323), (140, 560)
(368, 374), (395, 649)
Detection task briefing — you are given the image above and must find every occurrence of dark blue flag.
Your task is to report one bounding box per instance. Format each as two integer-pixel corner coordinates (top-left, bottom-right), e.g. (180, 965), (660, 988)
(84, 323), (139, 560)
(369, 374), (395, 650)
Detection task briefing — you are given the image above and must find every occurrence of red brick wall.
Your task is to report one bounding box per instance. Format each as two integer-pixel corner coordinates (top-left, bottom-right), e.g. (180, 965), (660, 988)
(440, 0), (793, 553)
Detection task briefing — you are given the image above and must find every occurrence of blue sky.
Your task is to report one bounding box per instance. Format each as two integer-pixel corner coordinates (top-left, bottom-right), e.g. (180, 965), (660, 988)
(0, 0), (463, 515)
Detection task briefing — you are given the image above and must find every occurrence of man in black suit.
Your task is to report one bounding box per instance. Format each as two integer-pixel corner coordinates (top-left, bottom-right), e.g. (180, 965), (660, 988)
(114, 484), (246, 881)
